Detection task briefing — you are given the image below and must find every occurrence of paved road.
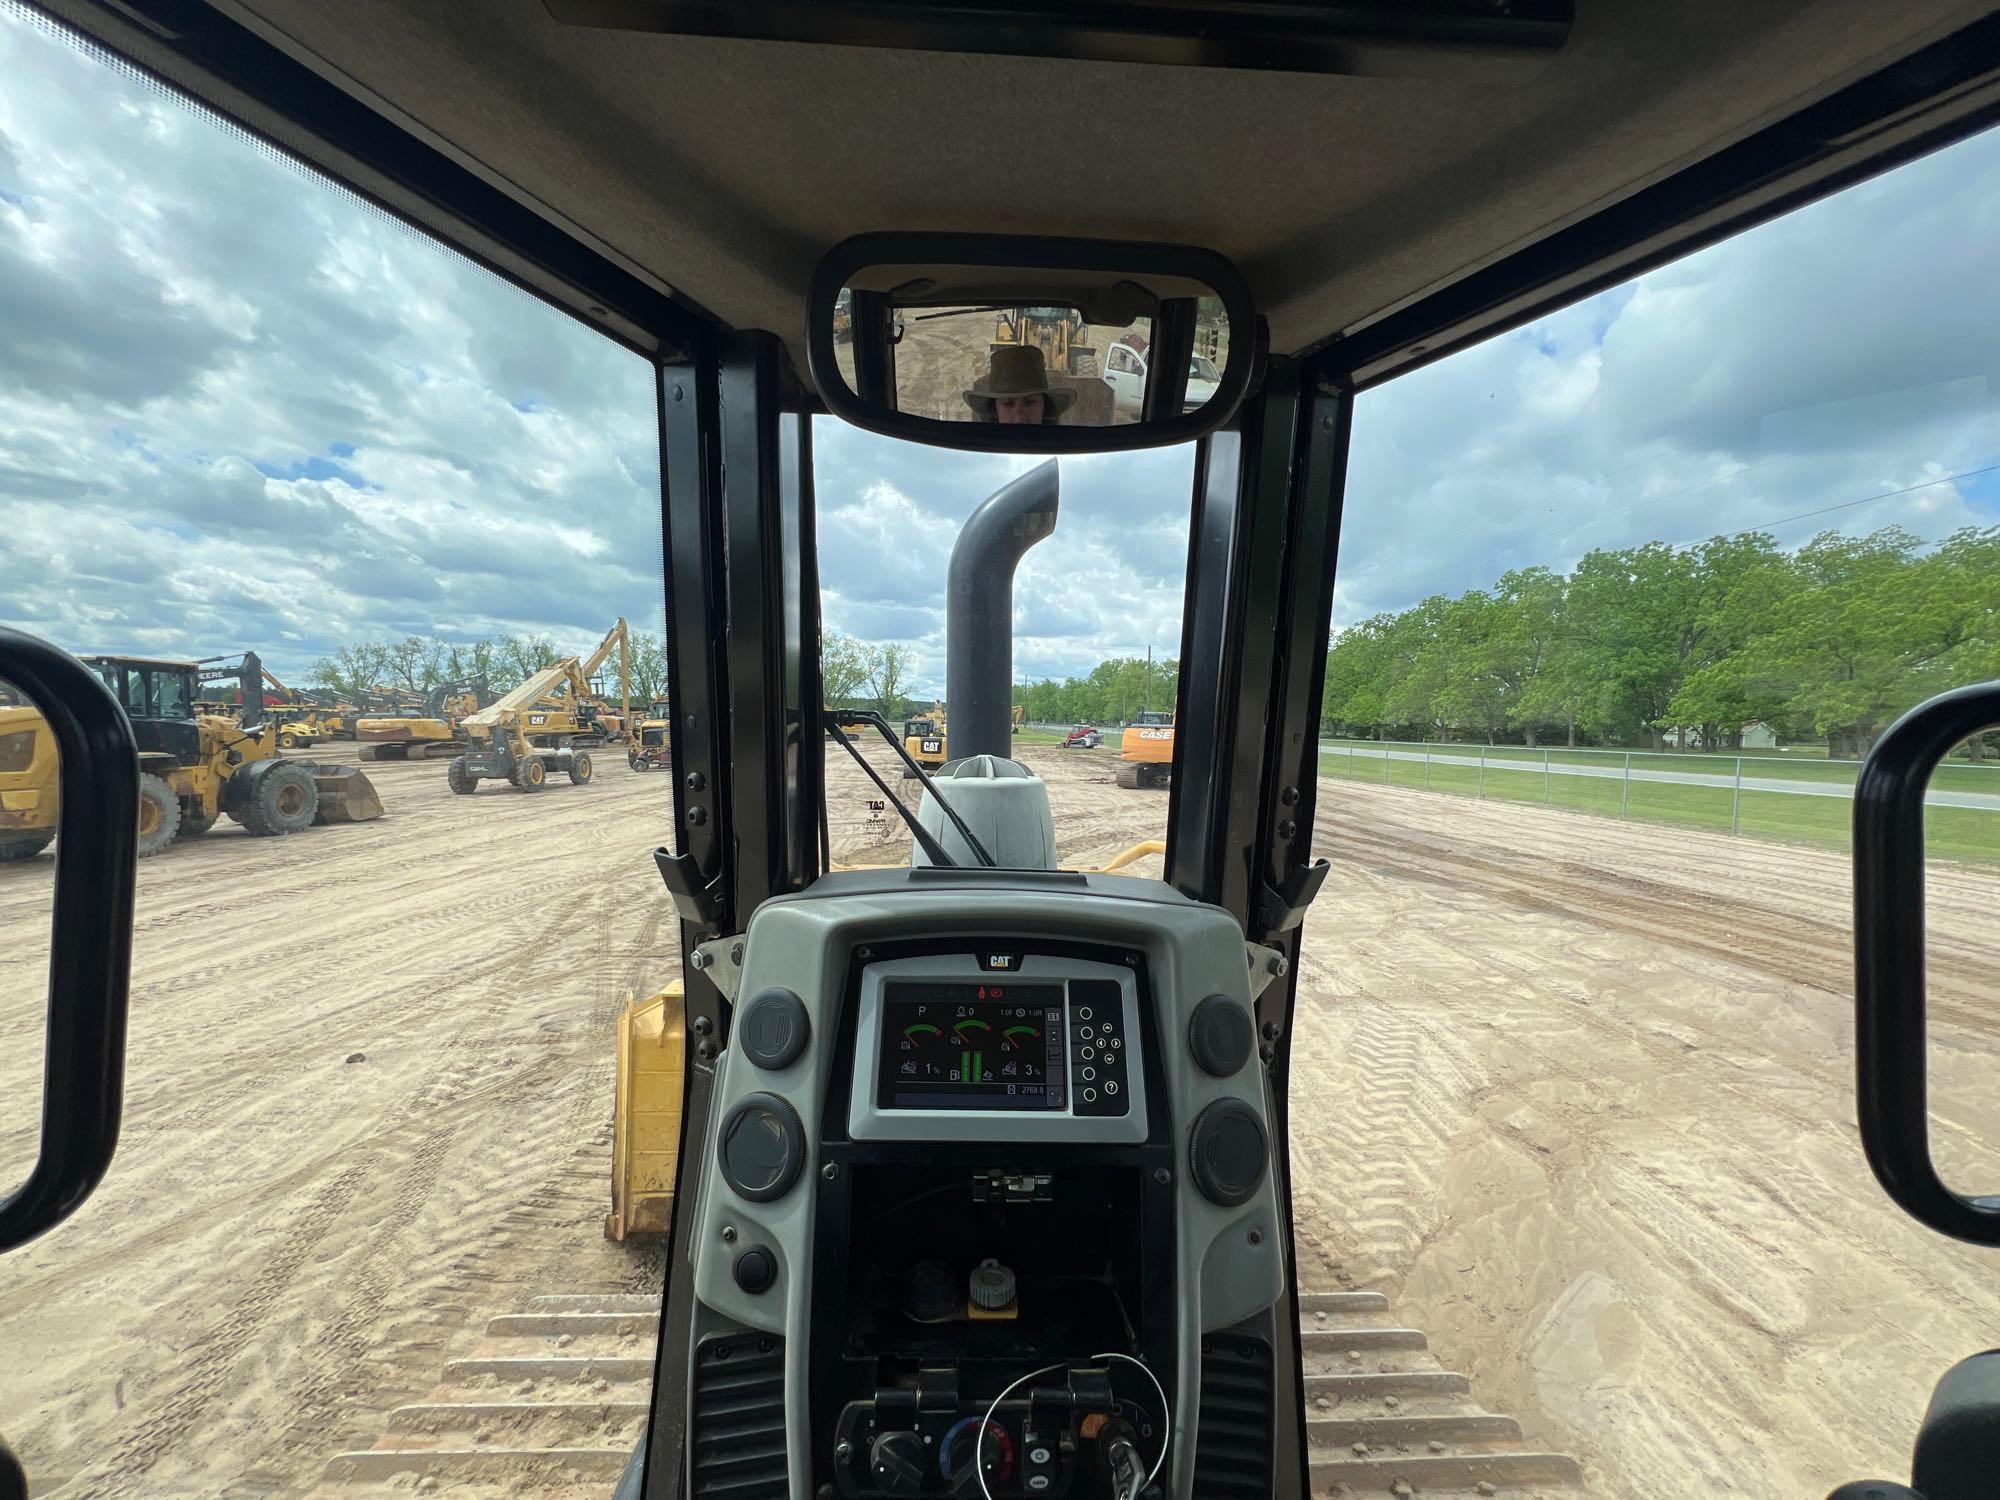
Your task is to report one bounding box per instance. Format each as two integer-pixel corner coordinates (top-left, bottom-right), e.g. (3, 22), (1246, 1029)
(1319, 743), (2000, 812)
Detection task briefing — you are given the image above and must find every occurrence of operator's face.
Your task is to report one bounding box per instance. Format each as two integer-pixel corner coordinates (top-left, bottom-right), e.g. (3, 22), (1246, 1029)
(994, 393), (1046, 425)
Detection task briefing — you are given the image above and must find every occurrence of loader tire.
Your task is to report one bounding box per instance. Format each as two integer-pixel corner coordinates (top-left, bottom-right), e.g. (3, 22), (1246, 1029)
(234, 762), (320, 836)
(136, 773), (182, 856)
(568, 751), (594, 786)
(181, 809), (218, 837)
(0, 830), (54, 861)
(515, 756), (548, 792)
(446, 757), (479, 795)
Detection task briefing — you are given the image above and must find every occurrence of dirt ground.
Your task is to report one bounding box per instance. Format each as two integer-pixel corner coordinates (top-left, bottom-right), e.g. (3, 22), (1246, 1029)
(3, 741), (1998, 1497)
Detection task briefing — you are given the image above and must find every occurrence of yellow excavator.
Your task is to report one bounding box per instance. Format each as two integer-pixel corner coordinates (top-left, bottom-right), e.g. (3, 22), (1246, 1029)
(446, 619), (630, 793)
(354, 681), (491, 761)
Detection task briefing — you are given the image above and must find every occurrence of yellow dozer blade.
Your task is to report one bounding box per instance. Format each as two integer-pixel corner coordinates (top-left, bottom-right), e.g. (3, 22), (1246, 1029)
(309, 764), (385, 823)
(606, 982), (686, 1241)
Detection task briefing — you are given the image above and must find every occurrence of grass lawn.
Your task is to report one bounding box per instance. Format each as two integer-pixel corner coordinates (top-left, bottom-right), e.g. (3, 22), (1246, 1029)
(1318, 742), (2000, 864)
(1319, 738), (2000, 795)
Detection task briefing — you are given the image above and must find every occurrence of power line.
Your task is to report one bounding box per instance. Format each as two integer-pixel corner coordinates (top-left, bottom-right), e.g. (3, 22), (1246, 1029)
(1667, 461), (2000, 549)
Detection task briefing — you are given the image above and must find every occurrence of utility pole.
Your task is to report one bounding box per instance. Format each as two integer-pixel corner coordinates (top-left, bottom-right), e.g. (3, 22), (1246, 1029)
(1145, 642), (1153, 713)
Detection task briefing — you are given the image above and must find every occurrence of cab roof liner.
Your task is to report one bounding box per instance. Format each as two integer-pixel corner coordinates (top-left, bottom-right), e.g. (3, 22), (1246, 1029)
(41, 0), (2000, 384)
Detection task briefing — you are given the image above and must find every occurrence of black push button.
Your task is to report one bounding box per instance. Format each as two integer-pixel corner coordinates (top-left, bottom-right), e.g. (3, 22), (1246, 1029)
(738, 986), (810, 1070)
(733, 1244), (777, 1294)
(1189, 994), (1254, 1077)
(1189, 1098), (1268, 1207)
(719, 1092), (805, 1202)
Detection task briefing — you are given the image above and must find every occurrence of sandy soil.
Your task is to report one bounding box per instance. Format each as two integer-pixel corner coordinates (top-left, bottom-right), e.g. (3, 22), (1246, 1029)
(3, 740), (1997, 1497)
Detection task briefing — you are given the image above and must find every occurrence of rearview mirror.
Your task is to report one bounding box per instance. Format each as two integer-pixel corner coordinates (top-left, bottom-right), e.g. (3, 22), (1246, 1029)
(807, 234), (1256, 453)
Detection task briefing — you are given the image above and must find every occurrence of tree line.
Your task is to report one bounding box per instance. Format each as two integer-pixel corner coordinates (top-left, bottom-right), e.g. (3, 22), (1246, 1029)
(1321, 525), (1999, 757)
(308, 631), (670, 703)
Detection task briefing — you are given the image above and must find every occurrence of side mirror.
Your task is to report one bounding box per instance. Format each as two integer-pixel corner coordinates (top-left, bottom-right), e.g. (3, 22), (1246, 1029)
(806, 233), (1257, 454)
(1853, 679), (2000, 1246)
(0, 627), (138, 1254)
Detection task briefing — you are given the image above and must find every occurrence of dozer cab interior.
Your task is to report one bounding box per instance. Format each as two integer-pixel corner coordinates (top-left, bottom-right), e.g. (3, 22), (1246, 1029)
(6, 5), (2000, 1500)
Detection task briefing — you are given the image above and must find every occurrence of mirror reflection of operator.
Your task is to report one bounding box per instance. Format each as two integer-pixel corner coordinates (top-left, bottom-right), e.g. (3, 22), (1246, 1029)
(963, 344), (1074, 426)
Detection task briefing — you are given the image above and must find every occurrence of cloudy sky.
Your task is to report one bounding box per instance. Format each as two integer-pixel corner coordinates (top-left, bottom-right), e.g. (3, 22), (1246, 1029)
(1, 7), (1995, 696)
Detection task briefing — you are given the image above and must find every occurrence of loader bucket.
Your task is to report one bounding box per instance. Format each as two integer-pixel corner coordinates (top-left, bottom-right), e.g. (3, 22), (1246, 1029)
(310, 764), (385, 824)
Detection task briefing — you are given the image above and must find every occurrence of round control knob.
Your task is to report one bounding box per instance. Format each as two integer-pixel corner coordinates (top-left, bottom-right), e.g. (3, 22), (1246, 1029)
(870, 1430), (927, 1495)
(738, 986), (809, 1070)
(1189, 994), (1254, 1077)
(970, 1256), (1017, 1310)
(732, 1244), (777, 1294)
(718, 1092), (805, 1203)
(1189, 1098), (1268, 1207)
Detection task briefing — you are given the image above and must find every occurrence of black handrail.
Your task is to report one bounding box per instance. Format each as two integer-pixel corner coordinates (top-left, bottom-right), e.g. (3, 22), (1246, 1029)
(1853, 679), (2000, 1247)
(0, 629), (139, 1254)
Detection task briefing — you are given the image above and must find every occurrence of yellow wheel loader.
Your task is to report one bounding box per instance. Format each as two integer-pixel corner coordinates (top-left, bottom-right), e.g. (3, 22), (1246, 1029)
(1, 653), (384, 859)
(0, 697), (58, 861)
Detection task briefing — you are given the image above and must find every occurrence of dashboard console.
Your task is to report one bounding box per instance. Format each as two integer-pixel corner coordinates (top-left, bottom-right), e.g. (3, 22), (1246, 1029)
(680, 869), (1287, 1500)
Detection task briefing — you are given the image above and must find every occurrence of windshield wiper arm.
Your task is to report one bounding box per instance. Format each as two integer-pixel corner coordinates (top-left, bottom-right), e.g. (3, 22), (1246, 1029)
(823, 710), (997, 868)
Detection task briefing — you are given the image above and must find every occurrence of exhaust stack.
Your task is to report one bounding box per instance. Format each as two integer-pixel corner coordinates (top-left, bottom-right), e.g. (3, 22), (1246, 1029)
(945, 460), (1058, 761)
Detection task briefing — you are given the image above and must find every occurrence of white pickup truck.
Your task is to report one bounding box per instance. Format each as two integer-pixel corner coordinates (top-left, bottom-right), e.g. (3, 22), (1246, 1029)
(1101, 340), (1222, 417)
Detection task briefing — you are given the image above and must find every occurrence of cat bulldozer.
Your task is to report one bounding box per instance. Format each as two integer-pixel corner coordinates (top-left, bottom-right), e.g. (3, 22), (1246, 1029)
(447, 618), (631, 794)
(901, 710), (948, 778)
(2, 652), (382, 858)
(9, 7), (2000, 1500)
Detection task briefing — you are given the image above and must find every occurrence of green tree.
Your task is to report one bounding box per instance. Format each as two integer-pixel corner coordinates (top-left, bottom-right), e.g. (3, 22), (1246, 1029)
(497, 633), (560, 687)
(311, 642), (390, 699)
(628, 630), (670, 702)
(822, 630), (871, 706)
(867, 641), (910, 713)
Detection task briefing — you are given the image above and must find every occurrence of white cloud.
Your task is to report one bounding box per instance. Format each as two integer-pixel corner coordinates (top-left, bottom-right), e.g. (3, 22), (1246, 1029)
(0, 6), (1994, 702)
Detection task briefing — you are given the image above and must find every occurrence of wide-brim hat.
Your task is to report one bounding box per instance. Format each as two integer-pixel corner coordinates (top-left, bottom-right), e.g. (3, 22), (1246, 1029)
(964, 344), (1078, 416)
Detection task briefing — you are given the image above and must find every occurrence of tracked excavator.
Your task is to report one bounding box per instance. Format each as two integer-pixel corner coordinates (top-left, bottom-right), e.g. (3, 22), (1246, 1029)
(354, 680), (493, 761)
(8, 7), (2000, 1500)
(447, 619), (631, 794)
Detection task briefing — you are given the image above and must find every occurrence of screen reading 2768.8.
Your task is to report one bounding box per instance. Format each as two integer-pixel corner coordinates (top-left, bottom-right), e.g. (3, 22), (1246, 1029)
(878, 981), (1067, 1111)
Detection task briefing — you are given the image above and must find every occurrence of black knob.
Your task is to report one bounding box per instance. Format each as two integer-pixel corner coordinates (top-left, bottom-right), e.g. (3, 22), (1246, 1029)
(870, 1430), (927, 1495)
(733, 1244), (777, 1294)
(719, 1092), (806, 1203)
(1189, 1098), (1268, 1207)
(739, 986), (810, 1070)
(1189, 994), (1253, 1077)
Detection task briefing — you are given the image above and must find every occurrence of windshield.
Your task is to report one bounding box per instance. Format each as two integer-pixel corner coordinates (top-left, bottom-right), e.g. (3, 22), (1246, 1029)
(816, 423), (1190, 872)
(0, 13), (672, 1493)
(1294, 115), (2000, 1500)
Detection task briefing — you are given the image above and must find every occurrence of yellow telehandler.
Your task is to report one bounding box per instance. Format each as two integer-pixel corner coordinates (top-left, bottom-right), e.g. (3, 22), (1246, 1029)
(446, 619), (630, 793)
